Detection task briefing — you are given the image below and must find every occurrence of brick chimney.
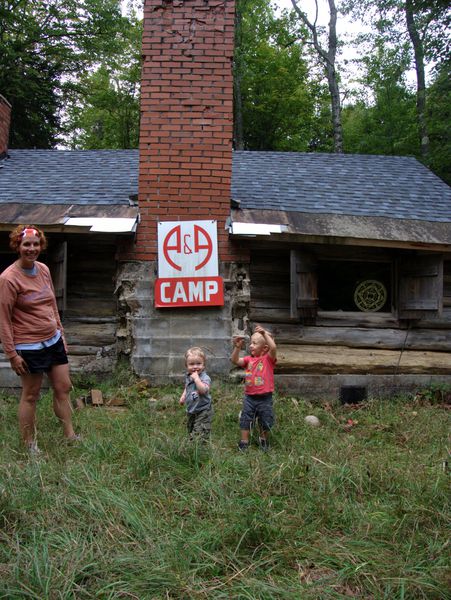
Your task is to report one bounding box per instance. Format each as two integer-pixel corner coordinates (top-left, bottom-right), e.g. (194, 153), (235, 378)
(0, 95), (11, 159)
(118, 0), (250, 382)
(136, 0), (239, 262)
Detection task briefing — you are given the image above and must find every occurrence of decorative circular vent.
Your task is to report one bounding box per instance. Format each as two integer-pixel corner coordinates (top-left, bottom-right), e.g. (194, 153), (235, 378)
(353, 280), (387, 312)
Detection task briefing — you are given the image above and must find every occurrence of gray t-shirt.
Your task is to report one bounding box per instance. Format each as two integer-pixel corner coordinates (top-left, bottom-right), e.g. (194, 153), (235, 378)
(184, 370), (212, 414)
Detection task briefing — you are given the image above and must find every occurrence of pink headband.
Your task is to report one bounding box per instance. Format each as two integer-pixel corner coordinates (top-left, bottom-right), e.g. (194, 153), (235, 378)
(21, 228), (39, 238)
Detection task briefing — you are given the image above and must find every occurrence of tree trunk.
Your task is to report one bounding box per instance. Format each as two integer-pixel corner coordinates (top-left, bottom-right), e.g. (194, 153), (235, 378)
(405, 0), (429, 160)
(291, 0), (343, 153)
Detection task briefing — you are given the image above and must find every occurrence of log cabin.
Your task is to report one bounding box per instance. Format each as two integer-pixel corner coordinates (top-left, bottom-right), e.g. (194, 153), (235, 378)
(0, 0), (450, 399)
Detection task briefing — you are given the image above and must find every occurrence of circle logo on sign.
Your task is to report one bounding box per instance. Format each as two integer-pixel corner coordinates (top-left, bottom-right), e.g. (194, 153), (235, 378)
(163, 224), (213, 272)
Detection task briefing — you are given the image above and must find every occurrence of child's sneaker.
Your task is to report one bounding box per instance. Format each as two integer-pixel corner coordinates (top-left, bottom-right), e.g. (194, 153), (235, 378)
(259, 438), (269, 452)
(238, 440), (249, 452)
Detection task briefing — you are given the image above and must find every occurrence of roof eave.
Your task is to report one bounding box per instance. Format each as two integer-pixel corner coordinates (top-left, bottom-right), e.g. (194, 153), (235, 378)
(229, 208), (451, 251)
(0, 203), (139, 235)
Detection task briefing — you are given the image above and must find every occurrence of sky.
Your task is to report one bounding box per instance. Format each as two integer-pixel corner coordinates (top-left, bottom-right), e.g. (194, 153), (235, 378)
(275, 0), (371, 94)
(123, 0), (418, 91)
(275, 0), (332, 26)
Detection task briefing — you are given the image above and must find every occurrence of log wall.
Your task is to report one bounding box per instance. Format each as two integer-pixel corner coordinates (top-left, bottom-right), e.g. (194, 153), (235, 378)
(249, 249), (451, 377)
(63, 236), (118, 375)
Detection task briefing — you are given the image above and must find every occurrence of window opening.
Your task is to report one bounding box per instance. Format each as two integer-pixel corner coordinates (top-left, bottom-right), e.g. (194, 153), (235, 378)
(318, 260), (392, 312)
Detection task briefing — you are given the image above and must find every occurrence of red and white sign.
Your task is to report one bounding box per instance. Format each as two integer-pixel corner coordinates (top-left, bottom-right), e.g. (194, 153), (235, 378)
(155, 220), (224, 307)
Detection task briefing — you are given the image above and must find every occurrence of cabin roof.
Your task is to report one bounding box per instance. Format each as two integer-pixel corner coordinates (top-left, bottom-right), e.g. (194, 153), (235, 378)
(231, 151), (451, 223)
(0, 149), (449, 243)
(0, 149), (139, 232)
(0, 149), (139, 205)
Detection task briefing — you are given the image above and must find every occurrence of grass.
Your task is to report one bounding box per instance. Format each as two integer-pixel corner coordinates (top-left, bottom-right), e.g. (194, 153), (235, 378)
(0, 376), (449, 599)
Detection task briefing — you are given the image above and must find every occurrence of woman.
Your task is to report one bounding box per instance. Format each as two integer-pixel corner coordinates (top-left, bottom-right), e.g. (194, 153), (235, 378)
(0, 225), (79, 453)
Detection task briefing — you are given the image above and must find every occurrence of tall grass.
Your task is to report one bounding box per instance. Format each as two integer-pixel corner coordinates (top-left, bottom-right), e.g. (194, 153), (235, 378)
(0, 379), (449, 599)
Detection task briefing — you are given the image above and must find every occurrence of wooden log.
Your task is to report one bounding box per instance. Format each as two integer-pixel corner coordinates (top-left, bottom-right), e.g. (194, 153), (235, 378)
(64, 317), (118, 324)
(270, 325), (451, 352)
(64, 322), (116, 345)
(316, 311), (399, 327)
(250, 307), (294, 323)
(250, 309), (451, 329)
(417, 307), (451, 329)
(67, 345), (113, 355)
(65, 299), (116, 318)
(68, 354), (115, 371)
(276, 344), (451, 375)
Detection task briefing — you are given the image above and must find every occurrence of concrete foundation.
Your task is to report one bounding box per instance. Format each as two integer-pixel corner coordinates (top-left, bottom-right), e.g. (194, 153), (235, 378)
(275, 373), (451, 400)
(116, 260), (249, 383)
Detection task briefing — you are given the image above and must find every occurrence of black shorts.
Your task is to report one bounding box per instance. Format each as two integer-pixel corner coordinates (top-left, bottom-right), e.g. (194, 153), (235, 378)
(240, 392), (274, 431)
(17, 338), (68, 374)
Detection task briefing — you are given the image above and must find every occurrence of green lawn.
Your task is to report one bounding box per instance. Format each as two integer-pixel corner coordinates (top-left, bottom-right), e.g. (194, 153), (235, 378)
(0, 377), (449, 599)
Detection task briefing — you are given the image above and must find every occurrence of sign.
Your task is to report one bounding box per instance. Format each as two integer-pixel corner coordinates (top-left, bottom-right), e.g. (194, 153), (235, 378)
(155, 220), (224, 307)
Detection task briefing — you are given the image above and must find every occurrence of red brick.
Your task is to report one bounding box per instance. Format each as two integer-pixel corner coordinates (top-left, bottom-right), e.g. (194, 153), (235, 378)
(134, 0), (239, 261)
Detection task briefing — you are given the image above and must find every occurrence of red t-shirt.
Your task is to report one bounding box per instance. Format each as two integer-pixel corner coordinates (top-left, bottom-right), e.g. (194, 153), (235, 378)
(242, 353), (276, 395)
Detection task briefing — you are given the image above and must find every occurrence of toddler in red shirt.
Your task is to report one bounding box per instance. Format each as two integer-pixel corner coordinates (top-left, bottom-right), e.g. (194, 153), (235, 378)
(231, 325), (277, 451)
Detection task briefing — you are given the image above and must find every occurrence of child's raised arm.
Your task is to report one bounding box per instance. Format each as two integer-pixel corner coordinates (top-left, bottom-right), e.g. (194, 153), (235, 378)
(231, 336), (246, 367)
(254, 325), (277, 360)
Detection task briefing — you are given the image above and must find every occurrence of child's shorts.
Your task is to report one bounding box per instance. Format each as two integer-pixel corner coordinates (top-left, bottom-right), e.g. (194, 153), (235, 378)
(239, 392), (274, 431)
(17, 338), (68, 374)
(187, 407), (213, 440)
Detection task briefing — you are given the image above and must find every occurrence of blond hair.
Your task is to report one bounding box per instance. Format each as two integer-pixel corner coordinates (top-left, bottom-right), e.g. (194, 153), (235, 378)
(184, 346), (206, 365)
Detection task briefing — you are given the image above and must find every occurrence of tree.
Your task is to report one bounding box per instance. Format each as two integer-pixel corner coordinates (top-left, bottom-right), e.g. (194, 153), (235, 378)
(0, 0), (127, 148)
(290, 0), (344, 153)
(342, 0), (450, 162)
(426, 63), (451, 183)
(342, 42), (418, 155)
(234, 0), (321, 151)
(63, 10), (142, 149)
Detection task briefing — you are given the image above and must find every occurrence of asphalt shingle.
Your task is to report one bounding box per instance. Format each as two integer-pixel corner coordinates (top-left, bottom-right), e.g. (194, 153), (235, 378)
(0, 149), (449, 223)
(231, 151), (451, 222)
(0, 149), (139, 205)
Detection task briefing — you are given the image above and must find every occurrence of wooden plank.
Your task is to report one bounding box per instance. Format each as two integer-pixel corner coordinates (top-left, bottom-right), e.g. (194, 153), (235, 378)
(270, 325), (451, 352)
(90, 389), (104, 406)
(48, 241), (67, 313)
(250, 307), (293, 322)
(67, 345), (111, 355)
(64, 322), (116, 345)
(398, 254), (443, 317)
(276, 344), (451, 374)
(64, 317), (118, 324)
(316, 311), (399, 327)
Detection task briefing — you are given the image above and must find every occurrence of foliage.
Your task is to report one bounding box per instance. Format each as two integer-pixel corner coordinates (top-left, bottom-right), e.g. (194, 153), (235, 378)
(0, 0), (130, 148)
(2, 0), (448, 178)
(234, 0), (327, 151)
(342, 0), (450, 169)
(0, 381), (449, 598)
(426, 63), (451, 184)
(342, 0), (450, 64)
(342, 40), (418, 155)
(290, 0), (344, 152)
(63, 8), (142, 149)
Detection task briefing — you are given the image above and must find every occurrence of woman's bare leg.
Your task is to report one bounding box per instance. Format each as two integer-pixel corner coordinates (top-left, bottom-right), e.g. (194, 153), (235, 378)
(18, 373), (43, 446)
(47, 363), (76, 439)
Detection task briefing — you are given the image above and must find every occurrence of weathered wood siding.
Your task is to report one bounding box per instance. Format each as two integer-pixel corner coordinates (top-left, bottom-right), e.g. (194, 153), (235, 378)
(249, 249), (451, 376)
(63, 236), (118, 373)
